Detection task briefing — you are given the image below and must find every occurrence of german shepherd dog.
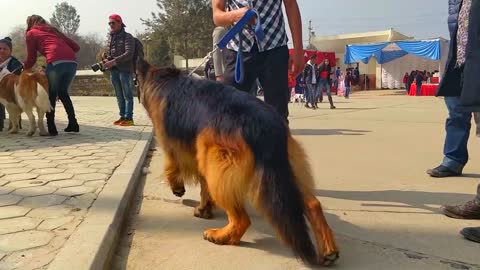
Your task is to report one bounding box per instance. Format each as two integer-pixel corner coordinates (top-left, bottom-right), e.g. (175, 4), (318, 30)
(135, 58), (339, 266)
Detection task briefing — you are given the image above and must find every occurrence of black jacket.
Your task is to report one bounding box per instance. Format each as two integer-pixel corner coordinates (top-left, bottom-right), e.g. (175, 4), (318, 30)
(437, 0), (480, 112)
(107, 29), (135, 72)
(7, 57), (23, 75)
(303, 63), (318, 84)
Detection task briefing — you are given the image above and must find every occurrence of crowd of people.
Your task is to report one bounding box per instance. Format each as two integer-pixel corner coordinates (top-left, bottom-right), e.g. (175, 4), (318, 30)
(289, 63), (361, 108)
(403, 69), (440, 95)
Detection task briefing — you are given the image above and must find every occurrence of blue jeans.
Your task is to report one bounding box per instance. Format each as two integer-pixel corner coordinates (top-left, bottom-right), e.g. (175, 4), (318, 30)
(441, 97), (472, 173)
(46, 62), (77, 121)
(345, 86), (351, 97)
(110, 69), (134, 119)
(306, 83), (318, 104)
(416, 83), (422, 96)
(319, 79), (331, 100)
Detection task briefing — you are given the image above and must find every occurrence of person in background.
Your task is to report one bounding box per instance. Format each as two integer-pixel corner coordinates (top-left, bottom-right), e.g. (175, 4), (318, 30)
(345, 70), (353, 99)
(408, 70), (416, 91)
(212, 0), (305, 123)
(403, 72), (410, 92)
(336, 71), (345, 97)
(103, 14), (136, 127)
(415, 70), (423, 96)
(334, 66), (341, 90)
(295, 73), (305, 98)
(353, 66), (360, 84)
(318, 58), (336, 109)
(204, 58), (215, 80)
(365, 74), (370, 90)
(24, 15), (80, 136)
(303, 54), (318, 109)
(428, 0), (480, 244)
(212, 26), (227, 81)
(0, 37), (23, 132)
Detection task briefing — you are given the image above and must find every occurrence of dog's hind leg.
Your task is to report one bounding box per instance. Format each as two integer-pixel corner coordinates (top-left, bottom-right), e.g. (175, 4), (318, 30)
(288, 136), (339, 265)
(36, 109), (48, 136)
(24, 107), (36, 136)
(304, 195), (339, 266)
(194, 177), (214, 219)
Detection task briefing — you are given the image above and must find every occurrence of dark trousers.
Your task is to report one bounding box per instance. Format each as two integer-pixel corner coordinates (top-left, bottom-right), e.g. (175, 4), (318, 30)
(46, 62), (77, 122)
(223, 45), (290, 120)
(416, 83), (422, 96)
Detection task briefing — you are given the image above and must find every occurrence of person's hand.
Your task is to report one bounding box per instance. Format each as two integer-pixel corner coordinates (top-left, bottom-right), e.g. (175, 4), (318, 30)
(232, 7), (256, 25)
(104, 60), (116, 69)
(289, 48), (305, 77)
(216, 75), (224, 82)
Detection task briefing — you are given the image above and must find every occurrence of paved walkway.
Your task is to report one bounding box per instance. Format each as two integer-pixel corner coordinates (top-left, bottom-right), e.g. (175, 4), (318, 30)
(114, 91), (480, 270)
(0, 97), (151, 270)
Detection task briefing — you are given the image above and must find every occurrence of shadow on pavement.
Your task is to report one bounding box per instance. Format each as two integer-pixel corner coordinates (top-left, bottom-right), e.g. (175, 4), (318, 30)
(315, 189), (475, 212)
(291, 129), (371, 136)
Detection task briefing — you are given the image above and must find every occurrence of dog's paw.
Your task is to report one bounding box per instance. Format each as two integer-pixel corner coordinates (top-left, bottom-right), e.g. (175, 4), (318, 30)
(171, 186), (185, 197)
(194, 206), (214, 219)
(26, 130), (35, 137)
(321, 251), (339, 267)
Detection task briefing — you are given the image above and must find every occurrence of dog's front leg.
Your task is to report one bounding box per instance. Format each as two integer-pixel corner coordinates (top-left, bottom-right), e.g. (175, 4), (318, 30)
(6, 108), (19, 134)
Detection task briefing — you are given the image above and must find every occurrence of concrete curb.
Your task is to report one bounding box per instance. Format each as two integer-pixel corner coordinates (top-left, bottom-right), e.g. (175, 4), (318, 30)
(47, 128), (153, 270)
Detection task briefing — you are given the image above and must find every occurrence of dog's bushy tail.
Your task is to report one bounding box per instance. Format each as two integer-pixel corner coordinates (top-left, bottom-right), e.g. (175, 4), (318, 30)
(249, 126), (318, 265)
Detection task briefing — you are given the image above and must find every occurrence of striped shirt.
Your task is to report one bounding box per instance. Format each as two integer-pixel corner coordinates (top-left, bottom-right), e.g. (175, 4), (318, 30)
(226, 0), (288, 52)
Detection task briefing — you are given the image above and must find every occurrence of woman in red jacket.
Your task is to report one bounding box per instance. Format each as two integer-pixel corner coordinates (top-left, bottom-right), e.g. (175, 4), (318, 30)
(24, 15), (80, 136)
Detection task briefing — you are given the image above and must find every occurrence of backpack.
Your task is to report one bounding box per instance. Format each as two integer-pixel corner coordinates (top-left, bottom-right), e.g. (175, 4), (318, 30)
(133, 37), (145, 63)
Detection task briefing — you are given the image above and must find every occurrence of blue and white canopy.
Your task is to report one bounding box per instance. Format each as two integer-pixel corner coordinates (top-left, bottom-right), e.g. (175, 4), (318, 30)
(344, 39), (441, 65)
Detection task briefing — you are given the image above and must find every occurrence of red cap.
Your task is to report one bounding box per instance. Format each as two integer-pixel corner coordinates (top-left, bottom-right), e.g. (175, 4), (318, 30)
(109, 14), (126, 27)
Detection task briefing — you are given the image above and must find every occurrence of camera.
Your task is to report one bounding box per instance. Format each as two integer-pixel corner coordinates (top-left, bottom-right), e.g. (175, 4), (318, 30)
(91, 57), (113, 72)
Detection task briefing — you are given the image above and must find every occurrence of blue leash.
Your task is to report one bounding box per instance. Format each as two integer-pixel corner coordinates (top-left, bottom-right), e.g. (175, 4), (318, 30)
(189, 9), (264, 83)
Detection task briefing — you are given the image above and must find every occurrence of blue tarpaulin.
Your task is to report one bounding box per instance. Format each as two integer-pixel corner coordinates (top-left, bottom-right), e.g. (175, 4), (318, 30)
(344, 39), (441, 64)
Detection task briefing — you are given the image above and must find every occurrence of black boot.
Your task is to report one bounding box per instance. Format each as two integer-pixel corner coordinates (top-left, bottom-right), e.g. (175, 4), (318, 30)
(64, 119), (79, 133)
(60, 94), (79, 133)
(328, 95), (336, 109)
(46, 112), (58, 136)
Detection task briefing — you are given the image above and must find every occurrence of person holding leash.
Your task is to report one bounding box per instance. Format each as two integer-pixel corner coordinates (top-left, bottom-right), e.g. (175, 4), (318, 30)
(212, 0), (304, 123)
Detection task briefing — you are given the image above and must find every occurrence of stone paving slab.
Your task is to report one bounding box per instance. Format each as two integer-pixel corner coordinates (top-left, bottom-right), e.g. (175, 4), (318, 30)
(0, 97), (152, 270)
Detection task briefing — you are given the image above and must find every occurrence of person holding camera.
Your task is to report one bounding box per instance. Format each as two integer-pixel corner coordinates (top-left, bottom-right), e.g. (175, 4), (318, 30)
(102, 14), (135, 126)
(24, 15), (80, 136)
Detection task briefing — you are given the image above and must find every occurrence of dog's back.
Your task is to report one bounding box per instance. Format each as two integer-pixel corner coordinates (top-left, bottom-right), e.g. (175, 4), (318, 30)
(16, 72), (51, 113)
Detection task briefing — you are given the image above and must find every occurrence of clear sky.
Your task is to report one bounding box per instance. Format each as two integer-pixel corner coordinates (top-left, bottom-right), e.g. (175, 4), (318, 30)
(0, 0), (450, 42)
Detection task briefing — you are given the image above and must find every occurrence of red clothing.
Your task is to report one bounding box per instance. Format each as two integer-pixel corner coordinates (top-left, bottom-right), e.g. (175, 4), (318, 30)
(403, 75), (409, 84)
(320, 71), (329, 79)
(24, 25), (80, 69)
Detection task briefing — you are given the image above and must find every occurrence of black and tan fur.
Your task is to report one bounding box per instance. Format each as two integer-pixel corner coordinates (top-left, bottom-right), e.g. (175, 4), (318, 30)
(135, 59), (339, 266)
